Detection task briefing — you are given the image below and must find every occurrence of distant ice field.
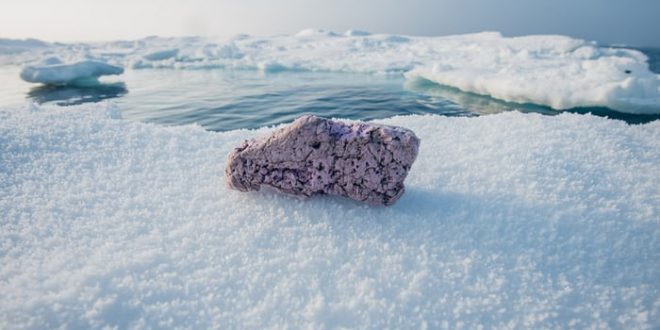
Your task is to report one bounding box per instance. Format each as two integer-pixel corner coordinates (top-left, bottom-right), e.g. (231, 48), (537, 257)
(1, 30), (659, 123)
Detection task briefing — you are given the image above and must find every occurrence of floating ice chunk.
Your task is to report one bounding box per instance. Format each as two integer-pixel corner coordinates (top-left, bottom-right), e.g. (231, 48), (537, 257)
(403, 35), (660, 114)
(0, 38), (49, 54)
(344, 30), (371, 37)
(405, 60), (660, 114)
(37, 56), (63, 66)
(212, 43), (244, 59)
(142, 48), (178, 61)
(232, 33), (251, 41)
(295, 28), (339, 37)
(20, 60), (124, 85)
(0, 38), (49, 48)
(384, 35), (410, 43)
(257, 61), (287, 72)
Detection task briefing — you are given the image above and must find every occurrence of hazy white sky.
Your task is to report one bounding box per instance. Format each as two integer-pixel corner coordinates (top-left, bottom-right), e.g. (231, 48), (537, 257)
(1, 0), (659, 46)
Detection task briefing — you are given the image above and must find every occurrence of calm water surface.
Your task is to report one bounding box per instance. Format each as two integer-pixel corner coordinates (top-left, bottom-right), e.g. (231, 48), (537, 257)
(1, 47), (658, 130)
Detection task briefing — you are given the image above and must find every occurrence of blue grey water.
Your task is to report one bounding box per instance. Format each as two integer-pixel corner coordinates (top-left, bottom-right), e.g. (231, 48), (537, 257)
(1, 48), (658, 130)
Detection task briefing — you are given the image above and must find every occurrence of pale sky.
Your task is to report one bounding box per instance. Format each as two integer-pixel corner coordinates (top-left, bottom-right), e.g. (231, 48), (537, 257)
(1, 0), (659, 46)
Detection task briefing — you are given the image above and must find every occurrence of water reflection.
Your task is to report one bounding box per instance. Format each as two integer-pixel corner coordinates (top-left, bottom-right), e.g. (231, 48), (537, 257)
(27, 82), (128, 106)
(404, 78), (558, 116)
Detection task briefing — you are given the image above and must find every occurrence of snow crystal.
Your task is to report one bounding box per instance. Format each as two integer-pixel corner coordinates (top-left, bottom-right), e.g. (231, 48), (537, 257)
(19, 59), (124, 86)
(1, 103), (658, 329)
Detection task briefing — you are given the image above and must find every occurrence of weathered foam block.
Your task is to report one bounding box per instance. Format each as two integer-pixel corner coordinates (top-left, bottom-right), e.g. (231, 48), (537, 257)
(225, 115), (420, 205)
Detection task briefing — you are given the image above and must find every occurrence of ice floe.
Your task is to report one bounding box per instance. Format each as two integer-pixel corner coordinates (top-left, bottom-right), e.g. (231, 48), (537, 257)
(19, 58), (124, 86)
(142, 48), (178, 61)
(344, 29), (372, 37)
(1, 103), (658, 328)
(0, 38), (49, 54)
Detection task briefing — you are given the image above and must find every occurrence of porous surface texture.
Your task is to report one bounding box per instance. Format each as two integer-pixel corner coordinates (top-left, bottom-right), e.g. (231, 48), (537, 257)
(225, 115), (420, 205)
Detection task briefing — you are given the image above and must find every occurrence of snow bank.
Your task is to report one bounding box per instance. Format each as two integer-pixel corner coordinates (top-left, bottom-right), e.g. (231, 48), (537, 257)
(19, 59), (124, 86)
(1, 103), (658, 329)
(4, 30), (658, 113)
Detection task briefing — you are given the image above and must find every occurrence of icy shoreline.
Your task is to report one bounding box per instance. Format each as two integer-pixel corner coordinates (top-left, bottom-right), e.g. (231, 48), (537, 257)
(1, 103), (658, 328)
(2, 30), (659, 114)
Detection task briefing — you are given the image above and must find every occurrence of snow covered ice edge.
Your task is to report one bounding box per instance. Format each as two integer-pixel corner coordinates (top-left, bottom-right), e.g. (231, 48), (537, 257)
(4, 30), (660, 114)
(1, 103), (659, 329)
(19, 59), (124, 86)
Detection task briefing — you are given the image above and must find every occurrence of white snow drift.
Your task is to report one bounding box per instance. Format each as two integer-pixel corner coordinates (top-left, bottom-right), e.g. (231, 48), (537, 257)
(4, 30), (659, 113)
(19, 58), (124, 85)
(1, 103), (658, 329)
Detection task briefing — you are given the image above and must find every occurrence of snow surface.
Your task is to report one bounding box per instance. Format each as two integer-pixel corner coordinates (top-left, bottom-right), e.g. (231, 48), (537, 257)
(1, 103), (658, 329)
(19, 59), (124, 86)
(3, 31), (658, 113)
